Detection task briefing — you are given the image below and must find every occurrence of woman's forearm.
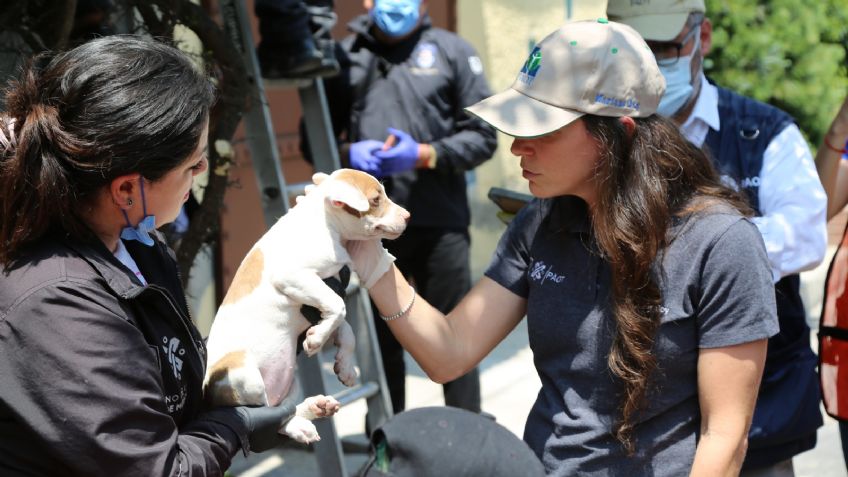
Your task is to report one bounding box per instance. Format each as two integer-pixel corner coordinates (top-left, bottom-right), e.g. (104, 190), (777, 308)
(368, 265), (472, 383)
(689, 429), (748, 477)
(367, 266), (527, 384)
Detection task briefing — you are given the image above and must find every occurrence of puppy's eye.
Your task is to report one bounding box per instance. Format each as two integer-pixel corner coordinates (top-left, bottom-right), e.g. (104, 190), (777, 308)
(369, 196), (381, 208)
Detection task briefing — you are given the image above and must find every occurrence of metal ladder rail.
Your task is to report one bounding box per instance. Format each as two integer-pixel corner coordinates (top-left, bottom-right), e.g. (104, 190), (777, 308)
(218, 1), (393, 475)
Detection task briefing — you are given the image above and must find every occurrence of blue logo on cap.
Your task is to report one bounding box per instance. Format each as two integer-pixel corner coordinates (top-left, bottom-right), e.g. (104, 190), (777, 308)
(518, 46), (542, 85)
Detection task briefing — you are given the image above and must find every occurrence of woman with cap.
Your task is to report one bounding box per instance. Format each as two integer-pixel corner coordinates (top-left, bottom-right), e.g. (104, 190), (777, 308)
(0, 36), (320, 475)
(330, 18), (778, 476)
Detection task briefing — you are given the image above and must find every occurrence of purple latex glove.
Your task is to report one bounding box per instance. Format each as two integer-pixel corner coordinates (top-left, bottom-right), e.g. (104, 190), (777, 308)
(374, 128), (419, 175)
(349, 139), (384, 175)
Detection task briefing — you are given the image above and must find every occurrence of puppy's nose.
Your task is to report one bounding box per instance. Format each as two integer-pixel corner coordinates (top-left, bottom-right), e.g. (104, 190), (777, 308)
(400, 207), (411, 222)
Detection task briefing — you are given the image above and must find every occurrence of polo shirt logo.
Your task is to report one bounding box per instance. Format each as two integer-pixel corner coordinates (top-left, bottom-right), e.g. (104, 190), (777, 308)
(529, 260), (565, 284)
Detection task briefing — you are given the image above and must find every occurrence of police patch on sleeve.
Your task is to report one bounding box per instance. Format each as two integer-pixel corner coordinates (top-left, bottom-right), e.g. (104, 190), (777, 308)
(468, 55), (484, 75)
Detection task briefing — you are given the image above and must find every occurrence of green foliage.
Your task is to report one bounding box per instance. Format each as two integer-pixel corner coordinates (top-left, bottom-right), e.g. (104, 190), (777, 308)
(705, 0), (848, 148)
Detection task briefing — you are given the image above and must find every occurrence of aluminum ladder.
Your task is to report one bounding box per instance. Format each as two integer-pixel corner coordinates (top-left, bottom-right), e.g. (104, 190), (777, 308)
(219, 1), (394, 475)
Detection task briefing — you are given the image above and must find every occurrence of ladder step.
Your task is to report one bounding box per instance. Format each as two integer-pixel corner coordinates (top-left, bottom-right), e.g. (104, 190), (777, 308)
(333, 381), (380, 407)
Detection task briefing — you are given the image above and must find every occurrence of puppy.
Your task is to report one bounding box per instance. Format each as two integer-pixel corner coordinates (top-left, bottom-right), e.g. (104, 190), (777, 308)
(204, 169), (409, 443)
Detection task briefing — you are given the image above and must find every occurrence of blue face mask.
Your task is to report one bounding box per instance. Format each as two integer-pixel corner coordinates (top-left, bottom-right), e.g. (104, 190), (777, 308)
(120, 178), (157, 247)
(656, 28), (700, 117)
(371, 0), (421, 38)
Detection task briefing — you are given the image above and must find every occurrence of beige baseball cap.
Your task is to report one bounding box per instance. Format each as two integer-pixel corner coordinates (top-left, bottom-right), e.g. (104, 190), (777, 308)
(465, 19), (665, 138)
(607, 0), (705, 41)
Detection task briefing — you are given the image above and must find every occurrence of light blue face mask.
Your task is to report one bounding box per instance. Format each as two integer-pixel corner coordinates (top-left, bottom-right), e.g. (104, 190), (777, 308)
(120, 178), (157, 247)
(371, 0), (421, 38)
(656, 27), (701, 117)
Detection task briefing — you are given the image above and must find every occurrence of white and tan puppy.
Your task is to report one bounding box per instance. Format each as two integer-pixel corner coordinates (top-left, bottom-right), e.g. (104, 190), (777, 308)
(203, 169), (409, 443)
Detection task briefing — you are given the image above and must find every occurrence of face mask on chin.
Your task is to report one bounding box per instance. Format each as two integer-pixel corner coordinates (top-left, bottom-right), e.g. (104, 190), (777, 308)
(656, 27), (701, 118)
(371, 0), (421, 38)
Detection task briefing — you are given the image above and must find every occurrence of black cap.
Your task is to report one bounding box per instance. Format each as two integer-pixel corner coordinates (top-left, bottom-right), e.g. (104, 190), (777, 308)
(359, 406), (545, 477)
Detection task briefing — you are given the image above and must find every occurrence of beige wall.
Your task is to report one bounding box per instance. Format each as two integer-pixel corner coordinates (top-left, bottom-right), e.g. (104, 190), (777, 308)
(457, 0), (608, 278)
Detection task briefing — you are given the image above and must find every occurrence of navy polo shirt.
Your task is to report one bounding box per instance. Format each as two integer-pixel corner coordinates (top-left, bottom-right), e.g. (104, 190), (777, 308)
(485, 196), (778, 476)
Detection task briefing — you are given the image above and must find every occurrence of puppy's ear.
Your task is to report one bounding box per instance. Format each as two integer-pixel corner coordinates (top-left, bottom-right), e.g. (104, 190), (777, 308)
(324, 179), (369, 212)
(312, 172), (329, 185)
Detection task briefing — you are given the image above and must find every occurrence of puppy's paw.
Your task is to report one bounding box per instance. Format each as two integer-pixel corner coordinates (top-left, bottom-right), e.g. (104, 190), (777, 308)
(334, 353), (358, 387)
(281, 416), (320, 444)
(298, 394), (341, 419)
(302, 328), (327, 356)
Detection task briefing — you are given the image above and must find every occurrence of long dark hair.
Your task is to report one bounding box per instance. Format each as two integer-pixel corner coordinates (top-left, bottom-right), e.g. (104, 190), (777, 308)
(581, 114), (751, 453)
(0, 35), (215, 266)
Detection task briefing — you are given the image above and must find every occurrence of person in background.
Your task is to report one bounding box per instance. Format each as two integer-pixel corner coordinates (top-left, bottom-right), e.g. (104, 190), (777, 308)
(301, 0), (496, 418)
(254, 0), (339, 80)
(815, 93), (848, 472)
(317, 18), (777, 476)
(0, 36), (315, 476)
(608, 1), (828, 475)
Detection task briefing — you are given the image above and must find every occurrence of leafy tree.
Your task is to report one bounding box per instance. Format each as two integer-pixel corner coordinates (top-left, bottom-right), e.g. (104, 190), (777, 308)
(705, 0), (848, 148)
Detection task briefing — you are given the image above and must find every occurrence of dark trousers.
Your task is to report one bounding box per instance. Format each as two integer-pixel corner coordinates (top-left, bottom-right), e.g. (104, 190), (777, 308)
(254, 0), (334, 47)
(841, 420), (848, 470)
(374, 227), (481, 414)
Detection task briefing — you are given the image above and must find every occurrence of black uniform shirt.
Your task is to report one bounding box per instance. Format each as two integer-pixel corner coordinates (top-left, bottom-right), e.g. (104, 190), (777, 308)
(316, 14), (498, 229)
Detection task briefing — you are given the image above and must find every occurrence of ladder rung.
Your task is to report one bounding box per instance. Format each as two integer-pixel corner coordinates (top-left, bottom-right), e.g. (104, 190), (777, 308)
(333, 381), (380, 407)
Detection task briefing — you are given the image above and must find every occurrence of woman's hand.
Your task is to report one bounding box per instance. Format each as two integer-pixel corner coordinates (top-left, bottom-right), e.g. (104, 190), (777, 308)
(346, 239), (395, 289)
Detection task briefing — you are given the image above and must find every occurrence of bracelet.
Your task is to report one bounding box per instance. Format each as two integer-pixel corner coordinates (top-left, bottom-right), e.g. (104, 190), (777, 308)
(379, 285), (416, 321)
(823, 135), (848, 155)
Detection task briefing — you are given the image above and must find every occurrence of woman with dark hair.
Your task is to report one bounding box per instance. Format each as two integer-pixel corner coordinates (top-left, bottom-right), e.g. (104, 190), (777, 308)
(0, 36), (299, 476)
(334, 19), (778, 476)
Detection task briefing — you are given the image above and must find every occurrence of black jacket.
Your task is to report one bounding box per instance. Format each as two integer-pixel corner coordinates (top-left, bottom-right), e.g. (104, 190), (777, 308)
(304, 14), (498, 229)
(0, 233), (248, 476)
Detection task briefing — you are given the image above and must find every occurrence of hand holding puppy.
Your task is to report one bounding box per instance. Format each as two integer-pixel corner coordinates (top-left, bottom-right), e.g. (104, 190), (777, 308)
(346, 239), (396, 289)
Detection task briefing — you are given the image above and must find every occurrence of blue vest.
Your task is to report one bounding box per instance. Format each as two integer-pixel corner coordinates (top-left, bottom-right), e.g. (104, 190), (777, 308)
(703, 85), (822, 469)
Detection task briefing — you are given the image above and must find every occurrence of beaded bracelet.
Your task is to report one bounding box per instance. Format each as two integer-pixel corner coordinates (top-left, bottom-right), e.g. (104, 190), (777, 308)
(823, 135), (848, 155)
(380, 285), (416, 321)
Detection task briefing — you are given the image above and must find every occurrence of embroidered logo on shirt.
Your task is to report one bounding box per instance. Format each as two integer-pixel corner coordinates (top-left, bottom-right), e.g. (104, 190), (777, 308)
(162, 336), (185, 380)
(529, 260), (565, 284)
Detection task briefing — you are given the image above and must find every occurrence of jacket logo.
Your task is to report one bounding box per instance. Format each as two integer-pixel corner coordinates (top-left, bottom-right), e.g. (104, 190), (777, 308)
(529, 260), (565, 284)
(162, 336), (185, 380)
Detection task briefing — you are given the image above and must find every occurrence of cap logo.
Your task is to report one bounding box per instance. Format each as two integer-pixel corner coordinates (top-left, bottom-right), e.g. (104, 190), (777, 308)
(518, 46), (542, 85)
(594, 93), (640, 111)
